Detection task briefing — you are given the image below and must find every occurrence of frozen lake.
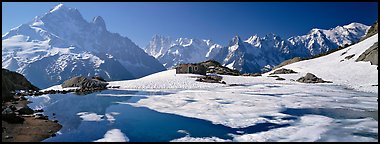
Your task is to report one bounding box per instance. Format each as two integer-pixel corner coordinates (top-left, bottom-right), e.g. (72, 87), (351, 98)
(27, 85), (378, 142)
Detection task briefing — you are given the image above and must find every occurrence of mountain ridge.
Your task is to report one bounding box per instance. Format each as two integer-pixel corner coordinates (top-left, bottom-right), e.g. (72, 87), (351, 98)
(2, 4), (166, 88)
(145, 22), (370, 73)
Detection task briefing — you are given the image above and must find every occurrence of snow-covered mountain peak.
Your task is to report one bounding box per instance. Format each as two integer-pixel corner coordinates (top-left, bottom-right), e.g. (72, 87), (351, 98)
(229, 35), (243, 46)
(42, 4), (84, 23)
(343, 22), (368, 30)
(245, 35), (259, 44)
(176, 38), (193, 46)
(92, 16), (106, 30)
(49, 3), (67, 13)
(263, 33), (283, 41)
(2, 4), (166, 88)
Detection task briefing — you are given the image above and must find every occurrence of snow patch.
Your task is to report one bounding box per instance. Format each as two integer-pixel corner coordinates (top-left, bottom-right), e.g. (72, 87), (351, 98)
(77, 112), (104, 122)
(94, 129), (129, 142)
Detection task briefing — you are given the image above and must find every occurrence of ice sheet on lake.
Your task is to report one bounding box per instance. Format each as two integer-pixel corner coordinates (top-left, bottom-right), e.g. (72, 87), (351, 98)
(171, 136), (232, 142)
(77, 112), (104, 122)
(94, 129), (129, 142)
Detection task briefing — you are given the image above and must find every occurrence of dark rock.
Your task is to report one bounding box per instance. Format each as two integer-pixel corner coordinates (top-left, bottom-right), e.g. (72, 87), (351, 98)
(91, 75), (106, 82)
(51, 133), (56, 137)
(356, 42), (378, 65)
(2, 68), (39, 102)
(267, 75), (279, 78)
(16, 107), (34, 115)
(5, 135), (13, 139)
(196, 75), (224, 84)
(34, 109), (44, 112)
(48, 130), (53, 133)
(275, 77), (286, 81)
(52, 113), (56, 116)
(20, 96), (27, 100)
(296, 73), (332, 83)
(34, 113), (48, 120)
(8, 105), (17, 111)
(270, 68), (297, 75)
(229, 84), (245, 86)
(53, 120), (59, 123)
(2, 107), (25, 123)
(344, 54), (355, 60)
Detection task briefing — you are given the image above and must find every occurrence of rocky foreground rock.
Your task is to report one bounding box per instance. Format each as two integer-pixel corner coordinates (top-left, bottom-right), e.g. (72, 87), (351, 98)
(356, 42), (378, 65)
(297, 73), (332, 83)
(62, 76), (109, 88)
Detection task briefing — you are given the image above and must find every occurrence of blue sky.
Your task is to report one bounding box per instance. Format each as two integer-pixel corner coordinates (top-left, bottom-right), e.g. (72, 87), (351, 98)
(2, 2), (378, 47)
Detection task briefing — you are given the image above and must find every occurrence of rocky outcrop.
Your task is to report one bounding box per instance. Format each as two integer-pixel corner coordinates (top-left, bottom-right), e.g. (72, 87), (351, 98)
(196, 74), (225, 84)
(200, 60), (241, 76)
(270, 68), (298, 75)
(273, 57), (302, 69)
(2, 69), (39, 102)
(2, 107), (25, 124)
(361, 20), (378, 41)
(297, 73), (332, 83)
(61, 76), (109, 88)
(356, 42), (378, 65)
(242, 73), (262, 77)
(91, 76), (106, 82)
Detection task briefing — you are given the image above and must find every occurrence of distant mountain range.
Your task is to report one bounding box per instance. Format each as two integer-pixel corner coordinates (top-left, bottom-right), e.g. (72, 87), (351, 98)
(2, 4), (371, 89)
(2, 4), (165, 88)
(144, 35), (223, 68)
(145, 23), (369, 73)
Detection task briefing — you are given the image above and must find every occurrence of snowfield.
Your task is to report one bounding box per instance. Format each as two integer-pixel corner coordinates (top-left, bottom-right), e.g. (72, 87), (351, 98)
(273, 33), (378, 93)
(40, 34), (378, 142)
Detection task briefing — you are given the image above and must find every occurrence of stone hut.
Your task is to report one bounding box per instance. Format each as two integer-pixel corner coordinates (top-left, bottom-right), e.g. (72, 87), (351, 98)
(175, 63), (207, 75)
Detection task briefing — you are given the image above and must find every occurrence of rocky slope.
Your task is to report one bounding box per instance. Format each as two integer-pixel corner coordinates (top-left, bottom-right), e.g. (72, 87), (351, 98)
(2, 68), (39, 102)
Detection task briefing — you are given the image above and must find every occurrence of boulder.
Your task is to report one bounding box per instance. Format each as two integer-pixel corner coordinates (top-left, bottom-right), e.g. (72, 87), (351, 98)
(275, 77), (286, 81)
(270, 68), (297, 75)
(196, 74), (224, 84)
(297, 73), (332, 83)
(16, 107), (35, 115)
(2, 107), (24, 123)
(62, 76), (108, 89)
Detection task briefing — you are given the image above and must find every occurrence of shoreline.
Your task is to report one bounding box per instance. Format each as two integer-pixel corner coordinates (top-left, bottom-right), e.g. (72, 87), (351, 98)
(2, 96), (62, 142)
